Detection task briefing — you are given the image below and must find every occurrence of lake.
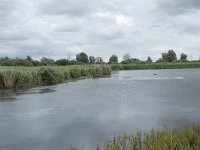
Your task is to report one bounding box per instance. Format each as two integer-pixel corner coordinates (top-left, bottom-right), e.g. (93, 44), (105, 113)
(0, 69), (200, 150)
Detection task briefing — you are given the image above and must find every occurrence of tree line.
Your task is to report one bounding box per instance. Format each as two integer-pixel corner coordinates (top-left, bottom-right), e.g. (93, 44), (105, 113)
(0, 50), (197, 66)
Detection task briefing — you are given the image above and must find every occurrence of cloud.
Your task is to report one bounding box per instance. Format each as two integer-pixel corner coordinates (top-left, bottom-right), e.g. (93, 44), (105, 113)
(155, 0), (200, 15)
(116, 15), (133, 26)
(0, 0), (200, 61)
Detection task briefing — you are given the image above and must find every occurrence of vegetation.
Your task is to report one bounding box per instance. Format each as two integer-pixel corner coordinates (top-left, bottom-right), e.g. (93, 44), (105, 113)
(67, 125), (200, 150)
(110, 62), (200, 71)
(0, 50), (199, 66)
(89, 56), (96, 64)
(157, 50), (177, 63)
(0, 65), (111, 89)
(76, 52), (89, 63)
(1, 50), (200, 89)
(180, 53), (188, 61)
(109, 55), (118, 64)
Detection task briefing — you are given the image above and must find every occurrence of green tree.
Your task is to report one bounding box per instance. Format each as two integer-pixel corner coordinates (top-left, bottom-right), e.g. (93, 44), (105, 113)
(96, 57), (104, 64)
(167, 50), (177, 62)
(41, 57), (55, 66)
(55, 59), (70, 66)
(11, 58), (33, 66)
(26, 56), (33, 61)
(76, 52), (89, 63)
(146, 56), (152, 63)
(180, 53), (187, 61)
(161, 53), (168, 62)
(32, 60), (42, 66)
(89, 56), (96, 64)
(109, 54), (118, 63)
(160, 50), (177, 62)
(123, 53), (131, 61)
(121, 58), (141, 64)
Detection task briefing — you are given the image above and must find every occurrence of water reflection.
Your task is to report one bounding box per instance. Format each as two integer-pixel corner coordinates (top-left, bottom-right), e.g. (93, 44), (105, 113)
(0, 90), (16, 101)
(0, 87), (56, 101)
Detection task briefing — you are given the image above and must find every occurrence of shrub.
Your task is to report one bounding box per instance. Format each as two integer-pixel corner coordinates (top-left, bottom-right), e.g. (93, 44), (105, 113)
(38, 67), (64, 85)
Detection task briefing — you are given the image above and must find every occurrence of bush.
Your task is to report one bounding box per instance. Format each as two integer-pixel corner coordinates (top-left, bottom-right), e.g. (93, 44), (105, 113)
(38, 67), (64, 85)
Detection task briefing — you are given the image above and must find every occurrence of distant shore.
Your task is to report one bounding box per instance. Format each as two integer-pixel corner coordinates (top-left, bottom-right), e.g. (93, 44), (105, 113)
(1, 62), (200, 90)
(110, 62), (200, 71)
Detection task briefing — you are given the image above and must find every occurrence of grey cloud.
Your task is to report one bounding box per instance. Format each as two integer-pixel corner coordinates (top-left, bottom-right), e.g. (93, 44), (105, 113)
(0, 0), (18, 26)
(39, 0), (112, 16)
(155, 0), (200, 15)
(0, 0), (200, 61)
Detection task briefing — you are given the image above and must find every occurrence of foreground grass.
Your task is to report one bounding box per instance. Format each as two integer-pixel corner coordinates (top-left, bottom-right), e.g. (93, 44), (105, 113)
(111, 62), (200, 71)
(67, 125), (200, 150)
(0, 65), (111, 89)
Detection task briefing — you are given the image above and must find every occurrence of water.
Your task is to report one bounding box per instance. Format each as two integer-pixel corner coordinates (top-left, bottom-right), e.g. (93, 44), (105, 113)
(0, 69), (200, 150)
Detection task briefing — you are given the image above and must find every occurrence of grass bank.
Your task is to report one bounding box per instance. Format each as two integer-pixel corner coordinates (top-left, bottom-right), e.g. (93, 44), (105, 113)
(67, 125), (200, 150)
(1, 62), (200, 89)
(111, 62), (200, 71)
(0, 65), (111, 89)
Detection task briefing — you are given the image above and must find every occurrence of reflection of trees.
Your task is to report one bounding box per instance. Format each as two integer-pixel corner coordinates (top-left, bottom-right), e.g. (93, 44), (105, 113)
(0, 88), (56, 101)
(38, 88), (55, 94)
(0, 90), (15, 101)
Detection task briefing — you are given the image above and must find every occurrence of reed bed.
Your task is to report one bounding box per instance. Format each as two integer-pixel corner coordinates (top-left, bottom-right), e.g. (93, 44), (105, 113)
(0, 65), (111, 89)
(67, 125), (200, 150)
(111, 62), (200, 71)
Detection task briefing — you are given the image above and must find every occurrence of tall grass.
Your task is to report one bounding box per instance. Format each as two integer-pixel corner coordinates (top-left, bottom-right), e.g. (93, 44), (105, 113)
(111, 62), (200, 71)
(0, 65), (111, 89)
(66, 125), (200, 150)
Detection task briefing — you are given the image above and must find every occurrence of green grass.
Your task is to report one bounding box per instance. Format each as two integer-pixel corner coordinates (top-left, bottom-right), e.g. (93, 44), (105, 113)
(110, 62), (200, 71)
(67, 125), (200, 150)
(0, 65), (111, 89)
(1, 62), (200, 89)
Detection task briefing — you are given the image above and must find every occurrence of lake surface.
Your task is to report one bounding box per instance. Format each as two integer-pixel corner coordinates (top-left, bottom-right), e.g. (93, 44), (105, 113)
(0, 69), (200, 150)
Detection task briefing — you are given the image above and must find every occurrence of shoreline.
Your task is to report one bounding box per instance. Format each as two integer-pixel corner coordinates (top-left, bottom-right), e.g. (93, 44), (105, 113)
(1, 62), (200, 90)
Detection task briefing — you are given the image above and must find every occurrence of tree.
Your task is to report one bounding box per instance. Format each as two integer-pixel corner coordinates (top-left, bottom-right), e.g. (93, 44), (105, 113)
(55, 59), (70, 66)
(89, 56), (96, 64)
(96, 57), (104, 64)
(146, 56), (152, 63)
(167, 50), (177, 62)
(12, 58), (33, 66)
(109, 54), (118, 63)
(123, 53), (131, 61)
(161, 53), (168, 62)
(26, 56), (33, 61)
(160, 50), (177, 62)
(41, 57), (55, 66)
(32, 60), (42, 66)
(180, 53), (187, 61)
(76, 52), (89, 63)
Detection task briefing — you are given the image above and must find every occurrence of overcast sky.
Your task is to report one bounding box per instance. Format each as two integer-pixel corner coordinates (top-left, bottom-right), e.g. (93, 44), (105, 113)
(0, 0), (200, 61)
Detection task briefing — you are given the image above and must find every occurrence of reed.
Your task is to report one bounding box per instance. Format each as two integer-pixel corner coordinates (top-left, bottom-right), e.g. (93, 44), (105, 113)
(1, 69), (15, 89)
(0, 65), (111, 89)
(66, 125), (200, 150)
(111, 62), (200, 71)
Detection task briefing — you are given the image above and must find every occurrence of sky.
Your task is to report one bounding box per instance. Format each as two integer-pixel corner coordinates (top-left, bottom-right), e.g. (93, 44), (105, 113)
(0, 0), (200, 61)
